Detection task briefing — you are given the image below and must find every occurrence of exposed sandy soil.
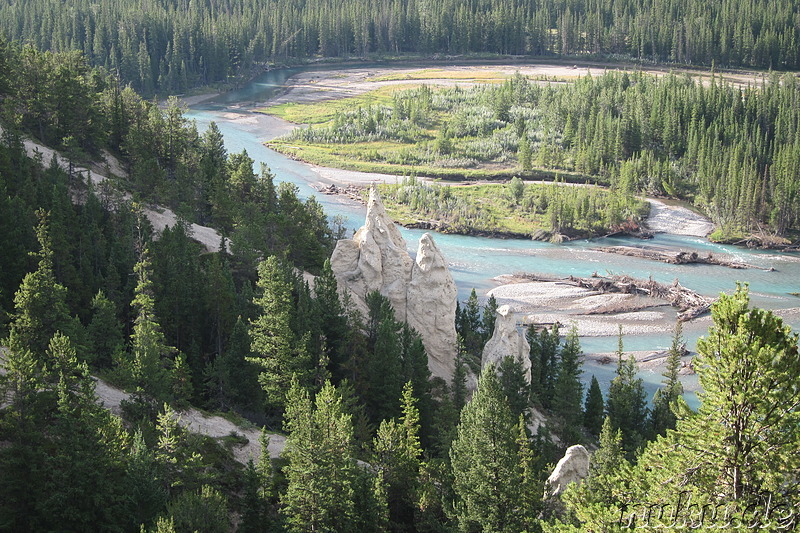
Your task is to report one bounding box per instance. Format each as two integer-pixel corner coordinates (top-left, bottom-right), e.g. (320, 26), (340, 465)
(645, 199), (715, 237)
(92, 374), (285, 463)
(266, 61), (769, 108)
(0, 351), (283, 463)
(0, 125), (227, 254)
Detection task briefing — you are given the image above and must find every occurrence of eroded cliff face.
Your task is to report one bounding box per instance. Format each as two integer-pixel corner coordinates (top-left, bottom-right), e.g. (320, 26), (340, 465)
(330, 186), (457, 380)
(481, 304), (532, 384)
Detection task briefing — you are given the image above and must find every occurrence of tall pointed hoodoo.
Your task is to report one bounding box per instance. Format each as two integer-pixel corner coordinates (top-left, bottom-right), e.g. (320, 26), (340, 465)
(330, 186), (457, 380)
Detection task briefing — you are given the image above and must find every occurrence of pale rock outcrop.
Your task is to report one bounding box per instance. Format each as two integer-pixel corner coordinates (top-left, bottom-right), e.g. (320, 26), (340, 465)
(546, 445), (590, 497)
(407, 233), (459, 379)
(330, 186), (457, 380)
(481, 305), (532, 383)
(330, 187), (413, 319)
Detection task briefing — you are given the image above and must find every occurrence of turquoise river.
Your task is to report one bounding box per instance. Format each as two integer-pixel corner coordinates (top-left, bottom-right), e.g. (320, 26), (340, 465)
(185, 65), (800, 405)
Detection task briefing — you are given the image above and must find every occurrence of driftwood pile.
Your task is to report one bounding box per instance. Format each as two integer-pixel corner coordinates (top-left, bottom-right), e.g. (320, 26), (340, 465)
(316, 183), (364, 202)
(564, 273), (713, 321)
(595, 245), (770, 270)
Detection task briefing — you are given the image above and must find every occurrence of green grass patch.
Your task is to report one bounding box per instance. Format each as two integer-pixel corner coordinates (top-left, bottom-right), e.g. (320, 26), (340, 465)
(371, 177), (648, 240)
(266, 138), (596, 182)
(708, 227), (749, 243)
(258, 84), (413, 124)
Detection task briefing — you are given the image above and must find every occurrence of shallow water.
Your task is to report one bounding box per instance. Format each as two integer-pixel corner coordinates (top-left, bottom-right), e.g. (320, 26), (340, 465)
(187, 66), (800, 407)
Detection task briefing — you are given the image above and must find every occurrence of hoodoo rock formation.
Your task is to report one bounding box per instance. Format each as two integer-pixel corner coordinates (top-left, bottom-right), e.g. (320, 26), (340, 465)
(481, 304), (532, 383)
(546, 445), (590, 497)
(330, 186), (457, 380)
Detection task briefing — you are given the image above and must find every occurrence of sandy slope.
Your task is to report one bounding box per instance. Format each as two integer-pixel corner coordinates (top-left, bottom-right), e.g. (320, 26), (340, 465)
(1, 125), (226, 253)
(92, 377), (285, 463)
(645, 199), (714, 237)
(0, 351), (283, 463)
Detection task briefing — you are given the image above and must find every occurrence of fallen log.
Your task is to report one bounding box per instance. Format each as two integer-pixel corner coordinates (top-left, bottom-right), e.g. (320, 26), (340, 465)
(595, 245), (767, 270)
(552, 272), (714, 322)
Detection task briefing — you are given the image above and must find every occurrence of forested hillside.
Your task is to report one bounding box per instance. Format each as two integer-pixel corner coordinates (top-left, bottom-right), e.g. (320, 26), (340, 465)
(0, 21), (800, 533)
(1, 0), (798, 94)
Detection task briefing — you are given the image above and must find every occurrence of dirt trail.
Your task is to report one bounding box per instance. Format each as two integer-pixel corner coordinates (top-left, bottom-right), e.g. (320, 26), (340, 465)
(92, 377), (284, 463)
(1, 125), (226, 253)
(0, 350), (283, 463)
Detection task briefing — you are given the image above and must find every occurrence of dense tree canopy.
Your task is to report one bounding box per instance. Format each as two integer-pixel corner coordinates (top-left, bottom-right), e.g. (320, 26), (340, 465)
(1, 0), (799, 96)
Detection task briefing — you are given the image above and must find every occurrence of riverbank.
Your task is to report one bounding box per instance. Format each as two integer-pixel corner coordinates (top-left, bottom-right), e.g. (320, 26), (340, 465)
(261, 60), (772, 109)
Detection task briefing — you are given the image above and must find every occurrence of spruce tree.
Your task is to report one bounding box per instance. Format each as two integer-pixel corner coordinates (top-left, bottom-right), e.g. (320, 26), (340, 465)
(367, 315), (404, 423)
(516, 415), (544, 531)
(313, 258), (348, 380)
(86, 290), (124, 368)
(498, 354), (531, 423)
(481, 294), (498, 343)
(648, 321), (685, 438)
(127, 246), (175, 401)
(205, 317), (261, 410)
(249, 256), (311, 415)
(457, 288), (483, 364)
(552, 326), (584, 444)
(583, 375), (604, 438)
(281, 379), (356, 532)
(449, 365), (527, 533)
(373, 382), (423, 529)
(605, 327), (648, 460)
(528, 324), (560, 409)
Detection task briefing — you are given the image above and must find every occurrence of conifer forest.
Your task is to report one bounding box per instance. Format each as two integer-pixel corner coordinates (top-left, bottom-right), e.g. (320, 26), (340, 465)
(1, 0), (799, 531)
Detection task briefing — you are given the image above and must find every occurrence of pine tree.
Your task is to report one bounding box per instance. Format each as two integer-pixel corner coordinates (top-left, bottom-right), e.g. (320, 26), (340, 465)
(249, 256), (311, 415)
(281, 379), (356, 532)
(648, 321), (685, 438)
(605, 327), (648, 460)
(449, 365), (527, 532)
(583, 375), (604, 438)
(560, 417), (630, 526)
(682, 284), (800, 504)
(154, 403), (205, 498)
(0, 333), (131, 531)
(552, 325), (584, 444)
(556, 286), (800, 530)
(7, 209), (78, 359)
(126, 430), (166, 529)
(373, 382), (422, 529)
